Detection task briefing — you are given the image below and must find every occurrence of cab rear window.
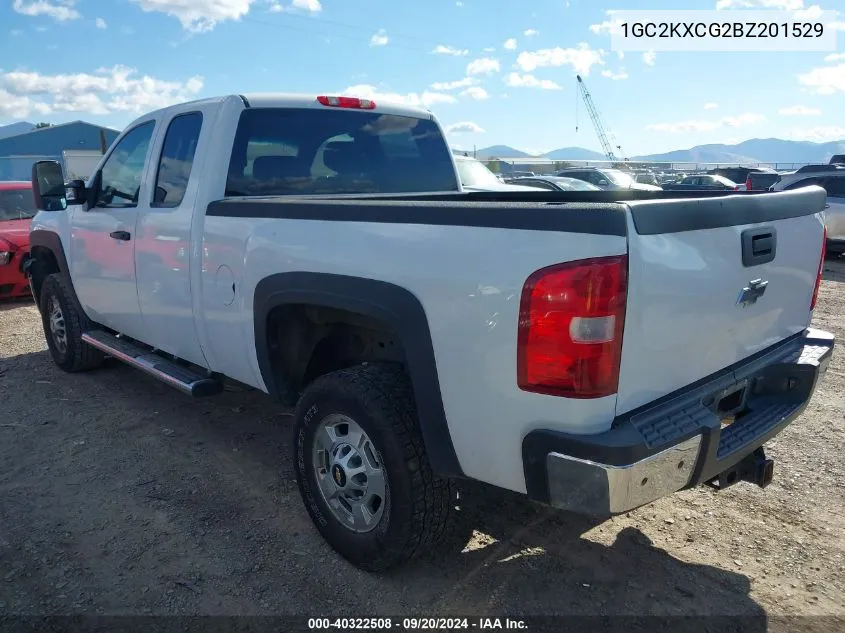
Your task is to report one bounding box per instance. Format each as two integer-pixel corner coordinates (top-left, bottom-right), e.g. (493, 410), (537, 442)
(225, 108), (459, 196)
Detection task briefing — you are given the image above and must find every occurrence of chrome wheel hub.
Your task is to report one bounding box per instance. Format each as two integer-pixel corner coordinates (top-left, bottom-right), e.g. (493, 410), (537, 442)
(312, 414), (387, 533)
(48, 296), (68, 354)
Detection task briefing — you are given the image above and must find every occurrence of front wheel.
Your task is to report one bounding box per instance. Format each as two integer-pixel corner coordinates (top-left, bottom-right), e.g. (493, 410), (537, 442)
(293, 363), (459, 572)
(39, 273), (104, 373)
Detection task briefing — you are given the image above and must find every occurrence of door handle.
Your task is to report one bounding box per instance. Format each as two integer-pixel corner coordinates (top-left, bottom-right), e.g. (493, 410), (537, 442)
(110, 230), (131, 241)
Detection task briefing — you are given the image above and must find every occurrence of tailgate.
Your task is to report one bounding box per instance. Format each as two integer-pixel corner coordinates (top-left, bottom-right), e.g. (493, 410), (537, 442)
(616, 187), (827, 415)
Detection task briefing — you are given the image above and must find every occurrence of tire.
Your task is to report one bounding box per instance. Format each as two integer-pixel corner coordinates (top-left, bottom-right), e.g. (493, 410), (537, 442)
(293, 362), (459, 572)
(39, 273), (104, 373)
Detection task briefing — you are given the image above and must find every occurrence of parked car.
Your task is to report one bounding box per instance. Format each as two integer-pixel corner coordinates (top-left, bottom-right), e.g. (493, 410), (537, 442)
(746, 171), (782, 191)
(554, 167), (662, 191)
(771, 164), (845, 257)
(453, 155), (540, 191)
(634, 172), (660, 186)
(662, 174), (741, 191)
(829, 154), (844, 165)
(0, 181), (36, 299)
(25, 93), (833, 573)
(504, 176), (601, 191)
(708, 166), (777, 186)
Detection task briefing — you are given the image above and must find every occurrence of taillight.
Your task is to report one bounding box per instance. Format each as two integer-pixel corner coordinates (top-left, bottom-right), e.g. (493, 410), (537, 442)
(317, 95), (376, 109)
(517, 255), (628, 399)
(745, 177), (752, 190)
(811, 226), (826, 310)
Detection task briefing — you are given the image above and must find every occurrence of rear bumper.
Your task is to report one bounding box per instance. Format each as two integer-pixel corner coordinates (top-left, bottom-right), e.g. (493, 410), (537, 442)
(522, 327), (834, 516)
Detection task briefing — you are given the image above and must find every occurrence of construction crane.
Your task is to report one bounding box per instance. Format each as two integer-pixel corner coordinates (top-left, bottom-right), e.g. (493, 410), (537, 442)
(575, 74), (628, 165)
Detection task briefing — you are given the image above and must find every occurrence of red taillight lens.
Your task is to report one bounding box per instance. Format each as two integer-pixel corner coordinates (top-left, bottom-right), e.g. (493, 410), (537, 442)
(811, 226), (826, 310)
(317, 95), (376, 109)
(745, 177), (752, 190)
(517, 255), (628, 399)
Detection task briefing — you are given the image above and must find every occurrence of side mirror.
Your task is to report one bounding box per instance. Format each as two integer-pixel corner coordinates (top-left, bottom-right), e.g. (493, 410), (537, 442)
(598, 179), (610, 186)
(31, 160), (67, 212)
(154, 186), (168, 205)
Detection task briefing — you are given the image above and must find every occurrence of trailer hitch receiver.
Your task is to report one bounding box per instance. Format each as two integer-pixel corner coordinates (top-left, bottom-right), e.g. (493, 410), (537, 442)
(707, 447), (774, 491)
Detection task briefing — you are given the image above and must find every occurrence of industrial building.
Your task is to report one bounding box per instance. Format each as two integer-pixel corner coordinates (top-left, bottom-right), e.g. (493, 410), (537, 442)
(0, 121), (120, 181)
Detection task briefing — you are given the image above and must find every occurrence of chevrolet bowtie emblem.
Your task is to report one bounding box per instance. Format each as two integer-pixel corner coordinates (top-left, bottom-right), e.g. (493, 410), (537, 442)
(737, 279), (768, 308)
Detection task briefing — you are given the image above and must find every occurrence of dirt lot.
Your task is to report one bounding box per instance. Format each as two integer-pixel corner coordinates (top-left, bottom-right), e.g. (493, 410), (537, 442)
(1, 261), (844, 627)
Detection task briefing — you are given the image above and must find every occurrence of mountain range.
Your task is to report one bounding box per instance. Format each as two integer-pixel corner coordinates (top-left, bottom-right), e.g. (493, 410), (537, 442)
(455, 138), (845, 165)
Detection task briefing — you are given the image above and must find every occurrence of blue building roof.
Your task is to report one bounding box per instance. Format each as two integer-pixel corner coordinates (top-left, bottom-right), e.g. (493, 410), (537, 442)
(0, 121), (120, 157)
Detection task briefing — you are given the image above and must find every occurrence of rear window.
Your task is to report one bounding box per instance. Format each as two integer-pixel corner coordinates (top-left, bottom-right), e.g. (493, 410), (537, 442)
(225, 108), (459, 196)
(0, 187), (36, 221)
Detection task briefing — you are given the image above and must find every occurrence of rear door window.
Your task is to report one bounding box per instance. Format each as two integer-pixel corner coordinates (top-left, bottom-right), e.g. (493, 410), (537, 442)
(225, 108), (458, 196)
(152, 112), (203, 208)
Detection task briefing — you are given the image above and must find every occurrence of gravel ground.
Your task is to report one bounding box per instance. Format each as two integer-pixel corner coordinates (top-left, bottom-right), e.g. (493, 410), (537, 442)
(0, 260), (844, 627)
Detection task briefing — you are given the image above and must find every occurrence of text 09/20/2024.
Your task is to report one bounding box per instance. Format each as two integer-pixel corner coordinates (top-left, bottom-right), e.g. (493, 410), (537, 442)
(307, 618), (528, 630)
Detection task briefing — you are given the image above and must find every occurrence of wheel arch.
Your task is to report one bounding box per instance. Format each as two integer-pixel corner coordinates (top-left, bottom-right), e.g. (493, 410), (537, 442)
(253, 272), (463, 478)
(27, 229), (80, 312)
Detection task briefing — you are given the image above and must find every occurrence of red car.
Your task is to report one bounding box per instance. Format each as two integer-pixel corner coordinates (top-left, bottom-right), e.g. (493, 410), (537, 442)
(0, 181), (37, 300)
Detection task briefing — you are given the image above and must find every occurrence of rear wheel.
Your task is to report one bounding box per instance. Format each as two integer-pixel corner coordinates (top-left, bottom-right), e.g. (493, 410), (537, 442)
(293, 363), (459, 572)
(39, 273), (104, 372)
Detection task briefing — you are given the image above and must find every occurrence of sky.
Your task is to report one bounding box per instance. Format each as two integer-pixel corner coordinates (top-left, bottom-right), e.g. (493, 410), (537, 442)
(1, 0), (844, 156)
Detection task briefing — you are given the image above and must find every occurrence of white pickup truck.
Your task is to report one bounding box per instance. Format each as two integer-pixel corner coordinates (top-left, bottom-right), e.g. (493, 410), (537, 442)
(25, 93), (833, 572)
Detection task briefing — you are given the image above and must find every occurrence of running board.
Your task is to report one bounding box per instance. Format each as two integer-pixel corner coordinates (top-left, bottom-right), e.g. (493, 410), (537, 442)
(81, 330), (223, 398)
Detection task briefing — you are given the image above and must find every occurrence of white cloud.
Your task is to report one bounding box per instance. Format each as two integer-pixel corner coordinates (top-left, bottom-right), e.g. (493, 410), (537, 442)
(788, 125), (845, 141)
(646, 112), (765, 133)
(446, 121), (485, 134)
(10, 29), (24, 36)
(617, 51), (625, 60)
(12, 0), (80, 21)
(432, 44), (468, 56)
(271, 0), (321, 11)
(825, 53), (845, 62)
(589, 11), (622, 36)
(342, 84), (457, 109)
(642, 50), (656, 66)
(715, 0), (804, 9)
(0, 66), (204, 118)
(703, 102), (719, 110)
(95, 17), (107, 28)
(778, 104), (822, 116)
(132, 0), (255, 33)
(798, 63), (845, 94)
(461, 86), (489, 100)
(524, 29), (538, 37)
(456, 1), (463, 5)
(466, 57), (500, 75)
(601, 69), (628, 80)
(430, 77), (477, 90)
(503, 72), (562, 90)
(504, 38), (517, 50)
(370, 28), (388, 47)
(516, 43), (603, 75)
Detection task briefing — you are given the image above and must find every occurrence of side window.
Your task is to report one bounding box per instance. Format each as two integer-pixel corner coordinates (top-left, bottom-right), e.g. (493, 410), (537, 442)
(152, 112), (203, 208)
(784, 178), (819, 191)
(823, 176), (845, 198)
(96, 121), (155, 208)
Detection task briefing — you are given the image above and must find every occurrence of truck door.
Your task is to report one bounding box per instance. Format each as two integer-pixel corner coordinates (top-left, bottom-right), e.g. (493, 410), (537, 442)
(70, 120), (156, 341)
(134, 108), (209, 367)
